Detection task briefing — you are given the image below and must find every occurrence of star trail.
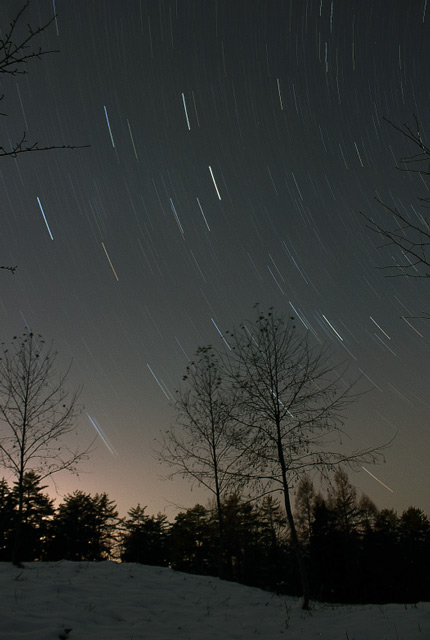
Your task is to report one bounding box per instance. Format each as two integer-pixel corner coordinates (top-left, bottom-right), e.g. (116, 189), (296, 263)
(1, 0), (429, 517)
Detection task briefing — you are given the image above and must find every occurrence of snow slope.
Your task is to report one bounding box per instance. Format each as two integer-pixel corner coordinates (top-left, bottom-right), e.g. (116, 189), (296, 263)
(1, 561), (429, 639)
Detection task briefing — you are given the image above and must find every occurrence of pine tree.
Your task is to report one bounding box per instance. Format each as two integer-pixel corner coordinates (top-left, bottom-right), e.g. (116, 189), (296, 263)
(220, 494), (259, 583)
(398, 507), (430, 602)
(327, 468), (361, 536)
(0, 479), (14, 560)
(121, 504), (168, 566)
(10, 471), (54, 561)
(294, 475), (316, 545)
(168, 505), (216, 575)
(48, 491), (119, 561)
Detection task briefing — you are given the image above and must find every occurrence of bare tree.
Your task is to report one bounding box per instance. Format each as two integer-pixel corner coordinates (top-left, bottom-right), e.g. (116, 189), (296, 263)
(159, 346), (245, 577)
(224, 307), (387, 609)
(0, 1), (88, 158)
(0, 331), (88, 565)
(363, 116), (430, 285)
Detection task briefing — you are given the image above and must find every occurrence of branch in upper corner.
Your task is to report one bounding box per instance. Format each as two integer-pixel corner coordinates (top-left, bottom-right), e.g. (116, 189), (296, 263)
(0, 1), (59, 76)
(0, 3), (91, 157)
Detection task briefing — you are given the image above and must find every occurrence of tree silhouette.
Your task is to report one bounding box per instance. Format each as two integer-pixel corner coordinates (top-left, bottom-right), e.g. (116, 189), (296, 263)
(0, 331), (87, 565)
(49, 491), (119, 561)
(223, 307), (387, 609)
(121, 504), (168, 566)
(10, 471), (54, 561)
(294, 474), (317, 545)
(0, 478), (15, 560)
(159, 346), (245, 577)
(168, 504), (217, 575)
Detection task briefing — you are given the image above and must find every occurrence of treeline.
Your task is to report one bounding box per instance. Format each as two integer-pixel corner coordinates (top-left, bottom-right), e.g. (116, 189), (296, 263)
(1, 469), (429, 604)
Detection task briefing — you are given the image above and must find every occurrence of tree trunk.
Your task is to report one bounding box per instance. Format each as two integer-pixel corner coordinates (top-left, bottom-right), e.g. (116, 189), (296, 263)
(11, 470), (24, 567)
(277, 431), (310, 609)
(214, 461), (228, 579)
(283, 480), (310, 609)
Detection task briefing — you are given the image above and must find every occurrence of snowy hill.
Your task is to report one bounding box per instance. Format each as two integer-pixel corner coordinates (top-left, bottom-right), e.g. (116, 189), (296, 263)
(1, 561), (429, 639)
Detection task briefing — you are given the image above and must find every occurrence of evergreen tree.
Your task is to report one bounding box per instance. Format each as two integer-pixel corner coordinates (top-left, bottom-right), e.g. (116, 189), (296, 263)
(48, 491), (119, 561)
(168, 504), (217, 575)
(220, 494), (259, 583)
(356, 494), (379, 535)
(255, 496), (295, 593)
(121, 504), (168, 566)
(374, 508), (399, 541)
(10, 472), (54, 561)
(398, 507), (430, 602)
(360, 508), (400, 602)
(257, 496), (287, 553)
(0, 479), (14, 560)
(327, 468), (361, 536)
(314, 469), (378, 602)
(294, 475), (316, 546)
(309, 493), (341, 601)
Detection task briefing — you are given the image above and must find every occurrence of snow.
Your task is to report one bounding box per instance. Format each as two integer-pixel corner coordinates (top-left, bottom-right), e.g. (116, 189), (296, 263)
(1, 561), (429, 640)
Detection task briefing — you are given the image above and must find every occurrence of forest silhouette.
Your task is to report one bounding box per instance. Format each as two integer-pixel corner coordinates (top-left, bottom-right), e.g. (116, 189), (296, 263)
(1, 469), (429, 605)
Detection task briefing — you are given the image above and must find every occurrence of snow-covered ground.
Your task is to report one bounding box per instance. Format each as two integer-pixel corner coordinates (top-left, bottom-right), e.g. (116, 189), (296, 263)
(1, 561), (429, 639)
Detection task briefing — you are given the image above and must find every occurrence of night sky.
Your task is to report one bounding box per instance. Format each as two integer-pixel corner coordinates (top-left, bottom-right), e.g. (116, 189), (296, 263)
(1, 0), (430, 519)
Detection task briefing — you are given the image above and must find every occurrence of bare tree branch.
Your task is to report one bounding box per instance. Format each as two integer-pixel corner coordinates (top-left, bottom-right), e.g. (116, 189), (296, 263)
(0, 1), (58, 76)
(0, 2), (89, 158)
(0, 265), (17, 274)
(363, 116), (430, 283)
(0, 133), (90, 158)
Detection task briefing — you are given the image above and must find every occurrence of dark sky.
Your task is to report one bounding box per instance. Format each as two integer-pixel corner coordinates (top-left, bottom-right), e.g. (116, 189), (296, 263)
(1, 0), (430, 518)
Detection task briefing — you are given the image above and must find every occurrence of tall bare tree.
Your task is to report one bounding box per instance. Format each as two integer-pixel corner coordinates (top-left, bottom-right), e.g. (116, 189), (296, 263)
(224, 307), (387, 609)
(363, 116), (430, 286)
(159, 346), (245, 577)
(0, 331), (87, 565)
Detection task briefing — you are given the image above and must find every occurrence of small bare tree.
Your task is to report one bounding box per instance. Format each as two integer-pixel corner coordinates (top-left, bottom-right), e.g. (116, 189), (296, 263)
(0, 331), (87, 565)
(224, 307), (387, 609)
(363, 116), (430, 285)
(159, 346), (245, 577)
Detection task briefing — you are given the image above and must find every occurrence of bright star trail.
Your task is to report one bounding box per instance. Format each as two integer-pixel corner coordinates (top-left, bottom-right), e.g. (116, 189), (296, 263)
(361, 466), (394, 494)
(1, 0), (429, 518)
(101, 242), (119, 281)
(181, 92), (191, 131)
(87, 413), (117, 457)
(208, 165), (222, 200)
(103, 104), (115, 148)
(36, 196), (54, 240)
